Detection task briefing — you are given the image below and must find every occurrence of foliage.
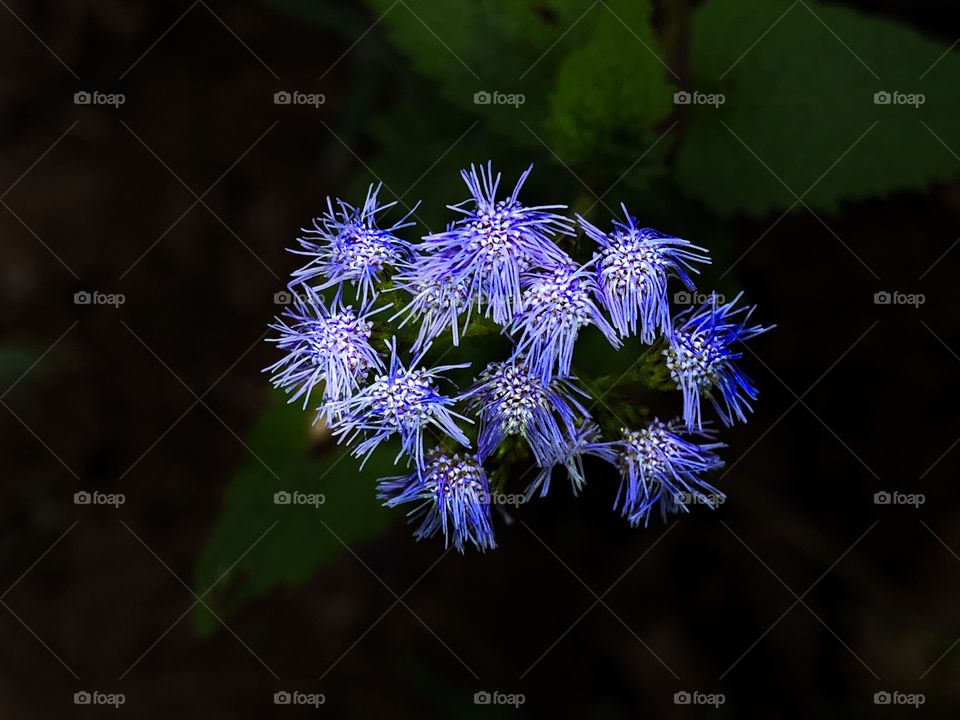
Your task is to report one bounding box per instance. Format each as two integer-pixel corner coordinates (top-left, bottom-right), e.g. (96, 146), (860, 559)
(197, 0), (960, 627)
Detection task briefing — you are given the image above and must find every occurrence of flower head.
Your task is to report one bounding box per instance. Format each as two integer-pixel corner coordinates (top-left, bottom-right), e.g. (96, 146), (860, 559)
(465, 359), (588, 467)
(525, 422), (617, 499)
(378, 451), (496, 552)
(290, 183), (416, 304)
(664, 292), (772, 430)
(510, 262), (620, 382)
(416, 162), (574, 325)
(607, 419), (725, 527)
(579, 206), (710, 343)
(329, 340), (471, 470)
(265, 288), (383, 408)
(391, 248), (474, 353)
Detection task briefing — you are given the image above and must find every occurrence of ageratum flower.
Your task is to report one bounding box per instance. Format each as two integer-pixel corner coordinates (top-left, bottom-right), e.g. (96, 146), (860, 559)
(416, 162), (574, 325)
(578, 206), (710, 343)
(391, 248), (473, 353)
(464, 359), (587, 467)
(265, 287), (383, 408)
(290, 183), (416, 304)
(608, 419), (725, 527)
(664, 292), (772, 430)
(378, 451), (496, 552)
(509, 263), (620, 382)
(525, 422), (617, 499)
(329, 340), (471, 470)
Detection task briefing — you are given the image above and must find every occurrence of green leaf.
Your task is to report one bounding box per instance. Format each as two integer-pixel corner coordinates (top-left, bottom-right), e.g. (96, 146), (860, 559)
(362, 0), (588, 137)
(193, 391), (396, 635)
(677, 0), (960, 215)
(362, 0), (674, 173)
(546, 0), (675, 165)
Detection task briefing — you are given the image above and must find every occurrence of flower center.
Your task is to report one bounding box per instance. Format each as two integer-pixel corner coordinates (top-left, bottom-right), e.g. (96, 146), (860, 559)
(621, 424), (679, 476)
(371, 370), (435, 427)
(468, 201), (527, 265)
(523, 270), (591, 331)
(484, 363), (548, 434)
(600, 236), (666, 291)
(664, 331), (725, 390)
(424, 454), (485, 500)
(306, 311), (373, 372)
(337, 226), (402, 273)
(415, 277), (468, 311)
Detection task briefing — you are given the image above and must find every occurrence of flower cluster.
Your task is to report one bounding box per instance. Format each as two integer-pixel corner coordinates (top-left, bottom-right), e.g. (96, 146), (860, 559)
(267, 163), (772, 552)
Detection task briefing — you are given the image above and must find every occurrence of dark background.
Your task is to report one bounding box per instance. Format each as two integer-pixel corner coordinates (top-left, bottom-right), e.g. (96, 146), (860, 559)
(1, 0), (959, 717)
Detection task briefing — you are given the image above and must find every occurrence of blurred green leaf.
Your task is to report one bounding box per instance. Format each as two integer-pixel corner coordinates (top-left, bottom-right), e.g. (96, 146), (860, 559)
(362, 0), (588, 135)
(361, 0), (673, 178)
(547, 0), (675, 164)
(677, 0), (960, 215)
(193, 391), (396, 635)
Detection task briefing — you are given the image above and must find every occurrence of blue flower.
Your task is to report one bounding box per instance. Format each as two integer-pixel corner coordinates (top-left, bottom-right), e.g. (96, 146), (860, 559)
(509, 262), (620, 382)
(265, 287), (384, 408)
(606, 419), (725, 527)
(525, 422), (617, 499)
(329, 340), (471, 470)
(415, 162), (574, 326)
(464, 359), (588, 467)
(579, 206), (710, 343)
(391, 250), (473, 353)
(290, 183), (416, 304)
(378, 450), (496, 552)
(664, 292), (772, 430)
(265, 161), (775, 546)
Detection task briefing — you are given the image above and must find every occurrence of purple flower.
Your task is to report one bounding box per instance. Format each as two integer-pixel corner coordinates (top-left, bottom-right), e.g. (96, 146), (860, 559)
(378, 451), (496, 552)
(664, 292), (772, 430)
(328, 340), (471, 470)
(263, 160), (775, 546)
(524, 422), (617, 499)
(606, 419), (725, 527)
(265, 287), (384, 408)
(391, 249), (473, 353)
(464, 359), (588, 467)
(290, 183), (416, 304)
(579, 206), (710, 343)
(509, 263), (620, 382)
(415, 162), (574, 325)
